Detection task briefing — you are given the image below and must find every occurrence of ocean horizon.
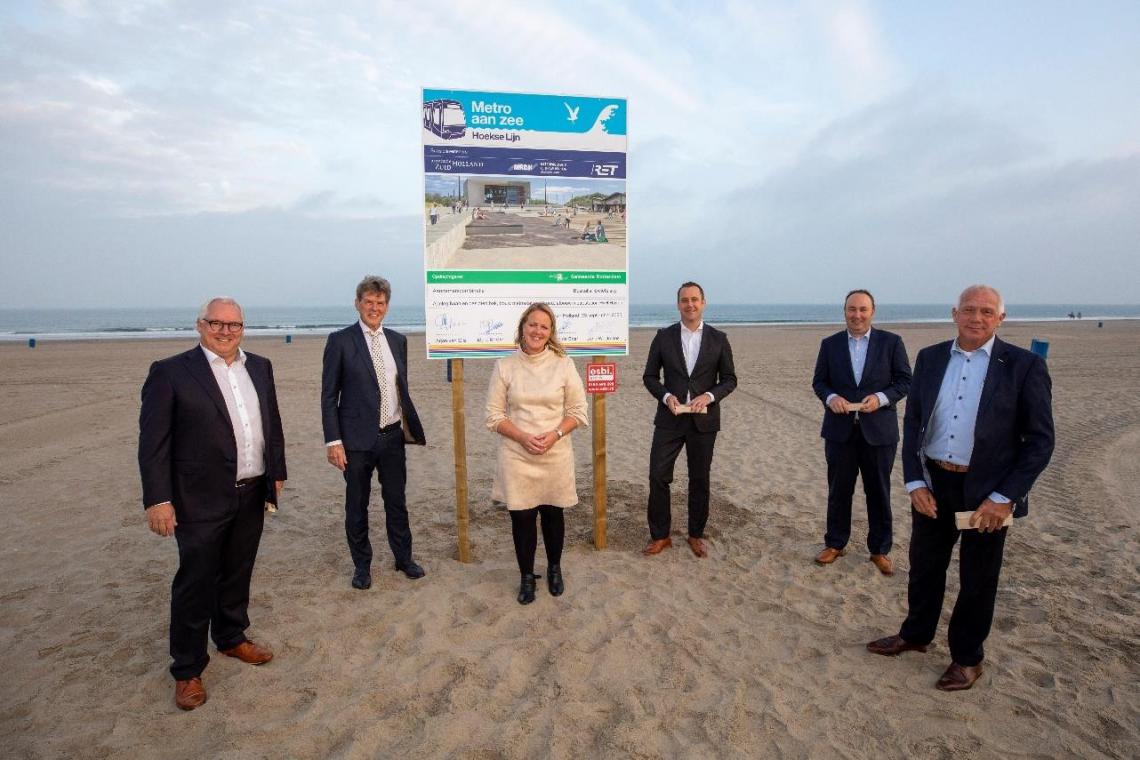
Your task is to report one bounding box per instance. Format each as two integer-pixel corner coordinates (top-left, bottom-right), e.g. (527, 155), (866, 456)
(1, 303), (1136, 342)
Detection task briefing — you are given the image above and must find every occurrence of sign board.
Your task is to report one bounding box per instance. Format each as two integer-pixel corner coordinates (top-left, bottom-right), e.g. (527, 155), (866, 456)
(586, 362), (617, 394)
(422, 88), (629, 359)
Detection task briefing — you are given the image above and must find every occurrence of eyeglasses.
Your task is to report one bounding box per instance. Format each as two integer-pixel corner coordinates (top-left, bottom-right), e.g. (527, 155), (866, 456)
(201, 319), (244, 333)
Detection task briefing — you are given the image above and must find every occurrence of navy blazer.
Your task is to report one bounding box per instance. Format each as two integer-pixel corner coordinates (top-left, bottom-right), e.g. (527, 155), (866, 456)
(139, 347), (287, 521)
(812, 328), (912, 446)
(902, 336), (1054, 517)
(320, 324), (426, 450)
(643, 322), (737, 433)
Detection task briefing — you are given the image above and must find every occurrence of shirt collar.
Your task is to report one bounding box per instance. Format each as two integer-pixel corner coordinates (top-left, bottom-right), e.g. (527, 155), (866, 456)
(951, 334), (996, 357)
(846, 327), (872, 341)
(359, 319), (384, 337)
(200, 344), (246, 366)
(680, 320), (704, 336)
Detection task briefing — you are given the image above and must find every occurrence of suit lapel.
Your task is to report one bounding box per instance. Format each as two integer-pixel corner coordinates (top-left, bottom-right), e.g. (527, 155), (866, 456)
(383, 328), (405, 392)
(690, 324), (711, 377)
(977, 336), (1007, 418)
(860, 330), (882, 389)
(183, 347), (231, 422)
(246, 356), (272, 438)
(923, 343), (953, 424)
(351, 325), (380, 389)
(839, 333), (857, 387)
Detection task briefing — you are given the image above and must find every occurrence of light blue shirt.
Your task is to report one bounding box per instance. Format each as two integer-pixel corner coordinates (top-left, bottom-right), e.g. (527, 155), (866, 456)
(905, 335), (1009, 504)
(824, 328), (889, 409)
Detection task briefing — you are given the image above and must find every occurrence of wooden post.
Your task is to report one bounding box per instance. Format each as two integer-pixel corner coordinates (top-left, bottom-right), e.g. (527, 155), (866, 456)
(451, 358), (472, 562)
(591, 355), (608, 550)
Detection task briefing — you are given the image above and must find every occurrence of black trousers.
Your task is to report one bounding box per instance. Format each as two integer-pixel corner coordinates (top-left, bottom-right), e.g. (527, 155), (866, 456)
(170, 477), (265, 680)
(899, 464), (1007, 666)
(823, 425), (896, 554)
(343, 424), (411, 571)
(647, 417), (717, 540)
(509, 505), (564, 575)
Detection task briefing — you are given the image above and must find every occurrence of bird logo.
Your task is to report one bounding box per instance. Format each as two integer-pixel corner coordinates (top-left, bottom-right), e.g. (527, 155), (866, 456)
(564, 102), (580, 122)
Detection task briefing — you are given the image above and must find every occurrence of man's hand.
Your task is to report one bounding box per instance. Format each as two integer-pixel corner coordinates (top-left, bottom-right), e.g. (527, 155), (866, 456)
(146, 503), (177, 537)
(689, 394), (712, 413)
(860, 394), (881, 412)
(666, 395), (681, 415)
(327, 444), (347, 471)
(969, 499), (1013, 533)
(827, 396), (850, 414)
(275, 480), (285, 498)
(910, 487), (938, 519)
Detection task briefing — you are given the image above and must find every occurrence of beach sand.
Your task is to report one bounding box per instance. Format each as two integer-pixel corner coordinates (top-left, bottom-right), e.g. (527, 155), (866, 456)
(1, 320), (1137, 758)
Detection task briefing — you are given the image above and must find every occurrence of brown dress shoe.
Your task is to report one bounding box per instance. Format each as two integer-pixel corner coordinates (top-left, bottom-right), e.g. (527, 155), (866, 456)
(936, 662), (984, 691)
(220, 639), (274, 665)
(643, 537), (672, 556)
(686, 537), (708, 558)
(814, 547), (846, 565)
(870, 554), (894, 575)
(175, 677), (207, 711)
(866, 634), (928, 656)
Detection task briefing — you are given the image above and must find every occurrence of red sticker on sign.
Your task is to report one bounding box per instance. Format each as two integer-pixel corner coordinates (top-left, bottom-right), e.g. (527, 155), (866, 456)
(586, 362), (617, 393)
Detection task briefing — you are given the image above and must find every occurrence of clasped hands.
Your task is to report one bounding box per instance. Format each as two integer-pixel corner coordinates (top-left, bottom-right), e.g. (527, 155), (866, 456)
(666, 393), (712, 415)
(827, 394), (881, 414)
(519, 429), (560, 455)
(909, 488), (1012, 532)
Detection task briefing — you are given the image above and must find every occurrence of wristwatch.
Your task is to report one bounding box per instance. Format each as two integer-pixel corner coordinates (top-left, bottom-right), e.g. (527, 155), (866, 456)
(555, 429), (564, 439)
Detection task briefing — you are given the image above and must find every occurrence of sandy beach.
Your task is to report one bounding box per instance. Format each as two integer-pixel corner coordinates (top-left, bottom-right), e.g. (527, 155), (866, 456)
(1, 319), (1137, 759)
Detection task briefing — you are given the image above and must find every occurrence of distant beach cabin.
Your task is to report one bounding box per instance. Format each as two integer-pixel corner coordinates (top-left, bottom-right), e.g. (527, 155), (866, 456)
(424, 99), (467, 139)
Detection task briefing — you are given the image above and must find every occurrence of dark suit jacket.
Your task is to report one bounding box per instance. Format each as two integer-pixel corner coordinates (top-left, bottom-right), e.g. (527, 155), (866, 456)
(643, 322), (737, 433)
(812, 328), (912, 446)
(902, 336), (1054, 518)
(139, 347), (287, 521)
(321, 324), (426, 450)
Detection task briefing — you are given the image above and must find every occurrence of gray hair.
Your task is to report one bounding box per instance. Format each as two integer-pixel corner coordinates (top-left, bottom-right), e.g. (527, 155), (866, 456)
(957, 284), (1005, 314)
(356, 276), (392, 301)
(197, 297), (243, 321)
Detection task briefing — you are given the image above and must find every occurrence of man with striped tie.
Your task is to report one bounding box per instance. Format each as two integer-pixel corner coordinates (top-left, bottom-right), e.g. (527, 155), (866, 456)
(322, 276), (427, 590)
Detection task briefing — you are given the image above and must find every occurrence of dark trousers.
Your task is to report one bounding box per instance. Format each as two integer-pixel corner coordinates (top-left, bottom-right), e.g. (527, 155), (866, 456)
(509, 505), (565, 575)
(170, 477), (266, 680)
(343, 424), (411, 571)
(823, 425), (895, 554)
(647, 417), (717, 540)
(899, 464), (1007, 666)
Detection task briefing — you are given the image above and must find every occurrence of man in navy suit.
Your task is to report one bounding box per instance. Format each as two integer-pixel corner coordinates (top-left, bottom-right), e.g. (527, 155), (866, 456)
(322, 276), (426, 590)
(642, 282), (737, 558)
(139, 297), (287, 711)
(867, 285), (1054, 691)
(811, 289), (911, 575)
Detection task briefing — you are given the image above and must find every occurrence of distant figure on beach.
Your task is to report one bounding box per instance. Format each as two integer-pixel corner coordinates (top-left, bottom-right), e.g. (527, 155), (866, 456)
(485, 303), (588, 604)
(642, 282), (737, 558)
(867, 285), (1054, 692)
(811, 289), (912, 575)
(321, 276), (427, 591)
(594, 221), (607, 242)
(138, 297), (287, 711)
(429, 205), (439, 225)
(580, 221), (594, 241)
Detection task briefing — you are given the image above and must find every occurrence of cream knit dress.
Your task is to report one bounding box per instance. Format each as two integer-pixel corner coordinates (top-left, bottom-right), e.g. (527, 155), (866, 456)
(485, 348), (589, 510)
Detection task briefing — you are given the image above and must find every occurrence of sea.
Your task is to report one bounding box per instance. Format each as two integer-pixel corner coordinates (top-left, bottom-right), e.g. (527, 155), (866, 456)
(0, 304), (1135, 342)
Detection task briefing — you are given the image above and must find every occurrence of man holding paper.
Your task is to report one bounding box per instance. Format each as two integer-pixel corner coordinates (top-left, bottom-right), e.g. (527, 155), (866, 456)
(642, 282), (737, 558)
(812, 289), (912, 574)
(867, 285), (1054, 691)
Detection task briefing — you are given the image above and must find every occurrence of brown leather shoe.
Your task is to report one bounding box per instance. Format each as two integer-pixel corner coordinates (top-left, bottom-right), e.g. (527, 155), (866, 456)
(936, 662), (984, 691)
(866, 634), (928, 656)
(643, 537), (672, 556)
(175, 677), (207, 711)
(870, 554), (894, 575)
(220, 639), (273, 665)
(686, 537), (708, 558)
(814, 547), (846, 565)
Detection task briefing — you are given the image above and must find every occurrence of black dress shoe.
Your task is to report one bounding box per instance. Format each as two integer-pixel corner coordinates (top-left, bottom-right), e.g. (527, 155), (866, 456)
(517, 573), (537, 605)
(547, 565), (564, 597)
(351, 569), (371, 590)
(394, 560), (425, 579)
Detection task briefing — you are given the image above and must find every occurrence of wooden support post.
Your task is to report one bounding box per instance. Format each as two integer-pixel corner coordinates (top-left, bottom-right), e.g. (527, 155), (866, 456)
(591, 355), (608, 550)
(451, 358), (471, 562)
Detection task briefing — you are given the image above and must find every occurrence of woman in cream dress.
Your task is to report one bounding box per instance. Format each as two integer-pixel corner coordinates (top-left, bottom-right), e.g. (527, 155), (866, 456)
(486, 303), (588, 605)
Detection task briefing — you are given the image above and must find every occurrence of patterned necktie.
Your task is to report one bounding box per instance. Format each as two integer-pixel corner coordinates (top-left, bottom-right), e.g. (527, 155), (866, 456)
(369, 331), (389, 428)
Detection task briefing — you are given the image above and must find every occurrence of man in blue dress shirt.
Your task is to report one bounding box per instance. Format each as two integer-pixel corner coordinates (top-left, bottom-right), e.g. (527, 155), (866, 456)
(867, 285), (1054, 691)
(812, 290), (912, 574)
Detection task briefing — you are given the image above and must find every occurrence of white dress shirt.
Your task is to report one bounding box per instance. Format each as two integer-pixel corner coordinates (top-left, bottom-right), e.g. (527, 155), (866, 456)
(201, 345), (265, 481)
(824, 328), (890, 409)
(664, 321), (716, 405)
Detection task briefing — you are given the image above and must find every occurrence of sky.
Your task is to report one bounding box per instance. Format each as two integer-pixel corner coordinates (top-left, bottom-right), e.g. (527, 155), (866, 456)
(1, 0), (1138, 308)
